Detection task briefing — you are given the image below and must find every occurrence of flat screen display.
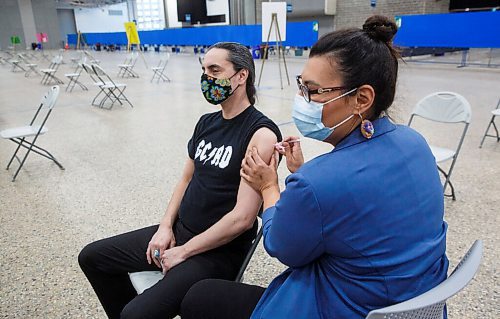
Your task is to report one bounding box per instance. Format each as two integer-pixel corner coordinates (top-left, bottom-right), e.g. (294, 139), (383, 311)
(177, 0), (207, 23)
(449, 0), (499, 11)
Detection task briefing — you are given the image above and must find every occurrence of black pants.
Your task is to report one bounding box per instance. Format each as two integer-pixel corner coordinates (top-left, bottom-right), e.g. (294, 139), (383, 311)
(78, 221), (246, 319)
(181, 279), (266, 319)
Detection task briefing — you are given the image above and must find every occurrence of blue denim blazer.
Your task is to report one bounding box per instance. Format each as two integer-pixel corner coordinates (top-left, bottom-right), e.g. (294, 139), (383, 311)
(251, 117), (449, 319)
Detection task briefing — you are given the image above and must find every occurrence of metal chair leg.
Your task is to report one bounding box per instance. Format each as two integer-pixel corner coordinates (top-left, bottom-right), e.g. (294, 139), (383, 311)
(91, 89), (105, 106)
(480, 117), (499, 148)
(6, 137), (25, 170)
(12, 138), (63, 169)
(77, 80), (88, 91)
(11, 143), (34, 182)
(438, 166), (456, 201)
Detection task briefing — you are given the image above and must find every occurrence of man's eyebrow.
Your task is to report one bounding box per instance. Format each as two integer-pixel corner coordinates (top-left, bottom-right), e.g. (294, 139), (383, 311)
(206, 64), (222, 70)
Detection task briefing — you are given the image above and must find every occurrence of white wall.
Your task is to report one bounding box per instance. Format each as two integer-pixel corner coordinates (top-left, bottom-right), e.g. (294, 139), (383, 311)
(74, 2), (129, 33)
(165, 0), (181, 28)
(206, 0), (229, 25)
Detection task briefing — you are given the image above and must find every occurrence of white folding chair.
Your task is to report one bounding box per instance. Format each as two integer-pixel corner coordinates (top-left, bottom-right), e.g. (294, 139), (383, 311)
(17, 53), (39, 77)
(40, 58), (57, 84)
(9, 55), (26, 72)
(83, 50), (100, 64)
(0, 51), (10, 65)
(81, 62), (107, 106)
(65, 63), (88, 92)
(70, 51), (84, 67)
(117, 53), (132, 77)
(56, 49), (67, 65)
(92, 64), (134, 109)
(479, 98), (500, 148)
(24, 51), (38, 61)
(1, 86), (64, 182)
(408, 92), (472, 200)
(366, 240), (482, 319)
(40, 55), (64, 85)
(128, 215), (264, 294)
(151, 53), (171, 83)
(39, 51), (52, 63)
(4, 50), (16, 59)
(118, 53), (139, 78)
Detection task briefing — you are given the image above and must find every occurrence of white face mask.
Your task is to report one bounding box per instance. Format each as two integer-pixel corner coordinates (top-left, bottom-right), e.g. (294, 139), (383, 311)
(292, 88), (358, 141)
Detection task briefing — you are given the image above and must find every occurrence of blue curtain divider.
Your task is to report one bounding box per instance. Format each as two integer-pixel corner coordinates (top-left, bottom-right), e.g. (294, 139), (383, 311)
(394, 11), (500, 48)
(68, 21), (318, 48)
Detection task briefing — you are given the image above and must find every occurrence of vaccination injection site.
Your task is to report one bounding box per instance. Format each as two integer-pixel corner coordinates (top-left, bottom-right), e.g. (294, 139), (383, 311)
(0, 0), (498, 318)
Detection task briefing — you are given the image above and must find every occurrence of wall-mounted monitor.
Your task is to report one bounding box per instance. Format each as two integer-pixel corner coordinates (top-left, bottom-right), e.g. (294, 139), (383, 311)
(177, 0), (207, 23)
(449, 0), (499, 12)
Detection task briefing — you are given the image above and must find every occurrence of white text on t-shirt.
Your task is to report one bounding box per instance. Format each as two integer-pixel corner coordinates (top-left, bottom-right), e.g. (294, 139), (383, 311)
(194, 139), (233, 169)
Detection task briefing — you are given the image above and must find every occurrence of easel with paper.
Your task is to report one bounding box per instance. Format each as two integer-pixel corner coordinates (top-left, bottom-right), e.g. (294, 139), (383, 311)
(257, 2), (290, 89)
(124, 22), (148, 68)
(37, 33), (48, 54)
(36, 33), (51, 61)
(76, 31), (88, 50)
(36, 33), (48, 44)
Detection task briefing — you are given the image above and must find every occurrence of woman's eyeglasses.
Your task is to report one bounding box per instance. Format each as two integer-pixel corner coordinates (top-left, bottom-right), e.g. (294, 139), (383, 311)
(296, 75), (347, 102)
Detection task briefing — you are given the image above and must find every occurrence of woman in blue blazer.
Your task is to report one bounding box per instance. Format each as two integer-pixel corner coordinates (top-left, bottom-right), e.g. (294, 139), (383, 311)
(180, 15), (449, 319)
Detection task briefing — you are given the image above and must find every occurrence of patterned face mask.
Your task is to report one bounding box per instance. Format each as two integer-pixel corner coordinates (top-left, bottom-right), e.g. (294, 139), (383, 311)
(201, 72), (239, 105)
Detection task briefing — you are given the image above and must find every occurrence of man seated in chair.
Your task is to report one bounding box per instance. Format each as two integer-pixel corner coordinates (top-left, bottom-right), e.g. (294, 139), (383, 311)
(78, 42), (282, 319)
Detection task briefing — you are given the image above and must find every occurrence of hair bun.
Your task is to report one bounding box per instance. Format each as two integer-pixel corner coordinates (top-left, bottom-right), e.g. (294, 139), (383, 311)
(362, 15), (397, 43)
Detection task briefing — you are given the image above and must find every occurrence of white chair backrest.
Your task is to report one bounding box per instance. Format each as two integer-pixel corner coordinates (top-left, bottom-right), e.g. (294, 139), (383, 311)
(84, 51), (93, 59)
(79, 54), (87, 65)
(81, 62), (91, 74)
(124, 53), (135, 63)
(40, 86), (60, 110)
(82, 62), (101, 83)
(365, 240), (483, 319)
(158, 54), (170, 68)
(92, 64), (115, 84)
(412, 92), (472, 124)
(130, 53), (139, 65)
(75, 63), (84, 74)
(92, 64), (107, 77)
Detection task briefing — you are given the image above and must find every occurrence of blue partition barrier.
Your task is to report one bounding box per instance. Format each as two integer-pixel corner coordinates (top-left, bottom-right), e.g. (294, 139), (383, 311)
(394, 11), (500, 48)
(68, 21), (318, 48)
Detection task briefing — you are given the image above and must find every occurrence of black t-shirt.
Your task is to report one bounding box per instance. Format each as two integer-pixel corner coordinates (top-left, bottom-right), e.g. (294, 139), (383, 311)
(178, 105), (282, 249)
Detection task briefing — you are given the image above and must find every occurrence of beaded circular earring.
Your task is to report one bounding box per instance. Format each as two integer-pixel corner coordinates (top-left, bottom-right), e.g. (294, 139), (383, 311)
(359, 114), (374, 139)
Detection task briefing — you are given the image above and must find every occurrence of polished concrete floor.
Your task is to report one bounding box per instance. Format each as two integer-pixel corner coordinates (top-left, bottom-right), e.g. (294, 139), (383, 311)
(0, 49), (499, 318)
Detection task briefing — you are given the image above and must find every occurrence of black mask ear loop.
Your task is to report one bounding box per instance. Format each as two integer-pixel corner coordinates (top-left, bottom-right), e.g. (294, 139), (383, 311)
(227, 70), (242, 96)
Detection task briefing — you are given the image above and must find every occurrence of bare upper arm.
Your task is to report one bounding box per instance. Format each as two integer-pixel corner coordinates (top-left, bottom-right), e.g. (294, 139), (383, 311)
(232, 127), (279, 223)
(246, 127), (279, 164)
